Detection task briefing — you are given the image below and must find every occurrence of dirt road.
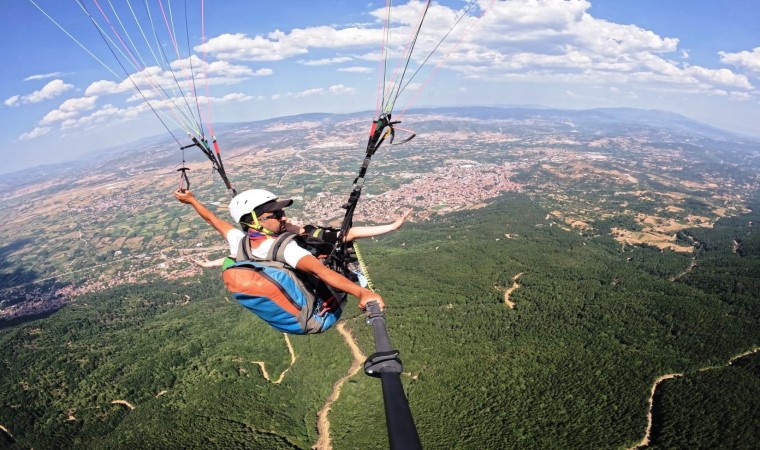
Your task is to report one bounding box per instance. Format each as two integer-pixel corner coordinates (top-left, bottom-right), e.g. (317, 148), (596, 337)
(253, 334), (296, 384)
(312, 322), (366, 450)
(110, 400), (135, 410)
(628, 347), (760, 449)
(504, 272), (523, 309)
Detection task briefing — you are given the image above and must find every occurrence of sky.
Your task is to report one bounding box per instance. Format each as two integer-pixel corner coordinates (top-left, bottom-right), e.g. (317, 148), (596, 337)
(1, 0), (759, 175)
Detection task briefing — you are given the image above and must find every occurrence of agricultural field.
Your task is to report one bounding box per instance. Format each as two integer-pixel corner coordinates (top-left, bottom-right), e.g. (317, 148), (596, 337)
(1, 107), (759, 448)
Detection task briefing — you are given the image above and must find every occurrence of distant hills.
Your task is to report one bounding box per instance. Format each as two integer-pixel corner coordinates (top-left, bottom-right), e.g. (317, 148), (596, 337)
(2, 102), (759, 448)
(216, 105), (750, 140)
(2, 106), (754, 187)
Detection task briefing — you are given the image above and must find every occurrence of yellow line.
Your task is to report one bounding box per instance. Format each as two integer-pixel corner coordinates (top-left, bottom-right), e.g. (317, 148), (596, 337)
(353, 243), (375, 291)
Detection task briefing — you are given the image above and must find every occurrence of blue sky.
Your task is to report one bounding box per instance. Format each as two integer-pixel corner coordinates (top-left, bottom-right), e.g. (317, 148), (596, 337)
(1, 0), (759, 175)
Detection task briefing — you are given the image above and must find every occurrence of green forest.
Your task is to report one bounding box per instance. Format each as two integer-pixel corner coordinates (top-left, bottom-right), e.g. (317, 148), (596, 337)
(647, 351), (760, 449)
(1, 192), (758, 449)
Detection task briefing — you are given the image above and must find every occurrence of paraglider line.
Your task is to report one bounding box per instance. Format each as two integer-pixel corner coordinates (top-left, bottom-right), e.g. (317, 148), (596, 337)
(396, 0), (480, 98)
(75, 0), (183, 145)
(185, 0), (205, 138)
(27, 0), (121, 79)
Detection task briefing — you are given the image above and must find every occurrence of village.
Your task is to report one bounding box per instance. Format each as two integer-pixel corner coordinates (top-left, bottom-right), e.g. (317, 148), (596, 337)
(2, 114), (758, 322)
(0, 157), (526, 322)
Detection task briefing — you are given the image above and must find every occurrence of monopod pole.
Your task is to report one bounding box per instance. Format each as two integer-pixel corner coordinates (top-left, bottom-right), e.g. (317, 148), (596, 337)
(364, 302), (422, 450)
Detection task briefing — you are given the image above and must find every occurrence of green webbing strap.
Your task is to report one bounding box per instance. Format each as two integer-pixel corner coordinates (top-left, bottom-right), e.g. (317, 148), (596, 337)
(353, 242), (375, 292)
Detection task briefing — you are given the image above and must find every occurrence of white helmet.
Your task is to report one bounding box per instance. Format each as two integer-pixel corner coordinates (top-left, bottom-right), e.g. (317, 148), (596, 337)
(229, 189), (291, 223)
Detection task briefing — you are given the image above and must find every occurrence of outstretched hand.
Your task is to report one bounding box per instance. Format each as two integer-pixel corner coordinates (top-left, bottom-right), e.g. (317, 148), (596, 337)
(173, 189), (196, 204)
(190, 257), (225, 268)
(393, 209), (413, 229)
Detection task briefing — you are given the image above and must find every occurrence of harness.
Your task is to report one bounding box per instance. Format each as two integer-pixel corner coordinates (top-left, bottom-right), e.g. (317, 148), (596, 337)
(236, 232), (345, 311)
(224, 232), (345, 334)
(235, 232), (294, 262)
(302, 225), (341, 259)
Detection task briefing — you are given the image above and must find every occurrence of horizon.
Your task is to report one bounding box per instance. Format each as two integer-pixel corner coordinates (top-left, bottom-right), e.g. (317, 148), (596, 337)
(0, 103), (754, 178)
(2, 0), (759, 174)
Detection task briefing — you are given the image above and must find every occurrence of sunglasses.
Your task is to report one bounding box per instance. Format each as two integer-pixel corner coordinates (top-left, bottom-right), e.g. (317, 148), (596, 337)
(259, 210), (285, 220)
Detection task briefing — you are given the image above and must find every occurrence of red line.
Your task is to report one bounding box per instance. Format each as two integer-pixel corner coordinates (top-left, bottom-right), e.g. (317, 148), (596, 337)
(91, 0), (190, 133)
(375, 0), (392, 117)
(384, 0), (431, 112)
(157, 0), (181, 60)
(92, 0), (140, 70)
(201, 0), (216, 138)
(399, 0), (496, 119)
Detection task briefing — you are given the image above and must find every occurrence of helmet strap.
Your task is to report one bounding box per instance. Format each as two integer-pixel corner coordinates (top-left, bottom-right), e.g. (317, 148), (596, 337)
(242, 213), (277, 235)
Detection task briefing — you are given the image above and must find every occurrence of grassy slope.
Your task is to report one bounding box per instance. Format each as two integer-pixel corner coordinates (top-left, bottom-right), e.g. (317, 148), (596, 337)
(647, 351), (760, 450)
(1, 192), (758, 449)
(332, 193), (760, 449)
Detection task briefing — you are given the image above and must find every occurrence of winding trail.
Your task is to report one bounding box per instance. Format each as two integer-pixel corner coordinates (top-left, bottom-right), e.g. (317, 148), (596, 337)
(628, 347), (760, 450)
(504, 272), (523, 309)
(0, 425), (14, 441)
(629, 373), (683, 449)
(670, 258), (697, 282)
(312, 322), (366, 450)
(253, 334), (296, 384)
(729, 347), (760, 364)
(110, 400), (135, 410)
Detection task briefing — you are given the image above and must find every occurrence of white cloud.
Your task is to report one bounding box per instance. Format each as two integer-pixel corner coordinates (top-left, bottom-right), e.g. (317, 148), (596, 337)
(220, 92), (252, 102)
(684, 66), (752, 90)
(253, 68), (274, 76)
(191, 93), (253, 104)
(338, 66), (372, 73)
(24, 72), (65, 81)
(85, 56), (260, 97)
(719, 47), (760, 73)
(274, 26), (379, 50)
(729, 91), (752, 102)
(59, 103), (139, 130)
(126, 91), (154, 102)
(355, 50), (384, 62)
(300, 57), (353, 66)
(19, 127), (51, 140)
(296, 87), (324, 97)
(197, 32), (307, 61)
(328, 84), (356, 95)
(195, 58), (261, 80)
(40, 96), (99, 125)
(36, 91), (252, 134)
(41, 109), (77, 125)
(4, 79), (74, 106)
(4, 95), (20, 107)
(198, 24), (380, 62)
(405, 0), (755, 97)
(26, 80), (75, 103)
(85, 80), (125, 96)
(402, 81), (422, 92)
(59, 96), (99, 113)
(17, 0), (760, 146)
(450, 1), (678, 73)
(190, 0), (749, 101)
(284, 84), (356, 99)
